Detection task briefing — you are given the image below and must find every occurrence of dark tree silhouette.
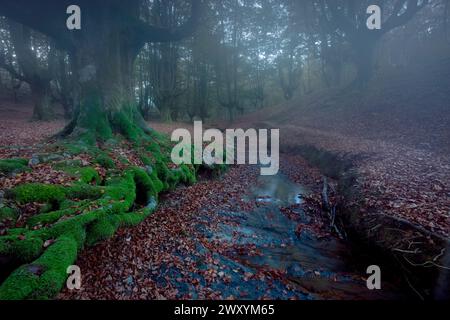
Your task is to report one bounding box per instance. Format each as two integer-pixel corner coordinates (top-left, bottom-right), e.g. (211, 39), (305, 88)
(318, 0), (429, 86)
(0, 0), (200, 141)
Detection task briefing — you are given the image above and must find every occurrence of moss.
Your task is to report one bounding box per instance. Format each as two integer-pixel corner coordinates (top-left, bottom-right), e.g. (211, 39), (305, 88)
(132, 167), (158, 200)
(11, 237), (44, 262)
(0, 235), (43, 263)
(0, 235), (78, 300)
(39, 203), (54, 215)
(112, 111), (143, 143)
(59, 143), (88, 156)
(117, 207), (154, 228)
(178, 165), (196, 185)
(26, 207), (80, 228)
(77, 96), (113, 144)
(149, 171), (164, 195)
(76, 167), (100, 184)
(154, 160), (171, 190)
(0, 133), (223, 299)
(94, 154), (115, 169)
(85, 216), (119, 246)
(10, 184), (66, 204)
(35, 210), (98, 242)
(138, 152), (152, 166)
(65, 185), (104, 200)
(60, 166), (101, 185)
(0, 158), (29, 175)
(0, 207), (18, 222)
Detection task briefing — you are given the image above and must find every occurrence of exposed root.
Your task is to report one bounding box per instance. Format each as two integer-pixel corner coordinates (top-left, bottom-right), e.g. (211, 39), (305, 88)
(0, 129), (223, 300)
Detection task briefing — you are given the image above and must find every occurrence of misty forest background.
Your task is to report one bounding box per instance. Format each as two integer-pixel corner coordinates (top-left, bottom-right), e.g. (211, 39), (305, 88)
(0, 0), (448, 124)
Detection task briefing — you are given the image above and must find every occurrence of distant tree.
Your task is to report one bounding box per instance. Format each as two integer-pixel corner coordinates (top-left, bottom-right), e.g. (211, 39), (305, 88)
(0, 0), (200, 140)
(0, 21), (56, 120)
(317, 0), (430, 87)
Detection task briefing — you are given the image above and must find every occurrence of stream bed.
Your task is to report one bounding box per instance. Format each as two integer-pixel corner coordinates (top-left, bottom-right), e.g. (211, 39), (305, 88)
(159, 170), (408, 300)
(59, 165), (411, 300)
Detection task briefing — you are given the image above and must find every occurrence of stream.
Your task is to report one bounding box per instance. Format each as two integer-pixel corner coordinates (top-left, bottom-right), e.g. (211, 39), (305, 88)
(159, 170), (408, 300)
(59, 165), (411, 300)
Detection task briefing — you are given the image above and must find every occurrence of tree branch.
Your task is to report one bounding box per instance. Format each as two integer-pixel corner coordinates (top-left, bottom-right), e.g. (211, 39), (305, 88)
(382, 0), (430, 34)
(134, 0), (202, 45)
(0, 52), (27, 82)
(0, 0), (76, 52)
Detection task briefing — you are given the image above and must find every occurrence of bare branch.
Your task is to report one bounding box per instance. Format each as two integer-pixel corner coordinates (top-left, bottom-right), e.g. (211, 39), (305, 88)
(0, 0), (76, 52)
(382, 0), (430, 34)
(134, 0), (202, 45)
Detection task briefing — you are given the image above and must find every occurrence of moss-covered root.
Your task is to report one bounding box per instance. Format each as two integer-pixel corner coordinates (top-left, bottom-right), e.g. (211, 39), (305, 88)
(0, 158), (29, 175)
(0, 235), (78, 300)
(0, 133), (206, 300)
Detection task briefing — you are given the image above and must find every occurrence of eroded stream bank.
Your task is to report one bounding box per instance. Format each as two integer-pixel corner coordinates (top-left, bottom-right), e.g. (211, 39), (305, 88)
(60, 158), (411, 300)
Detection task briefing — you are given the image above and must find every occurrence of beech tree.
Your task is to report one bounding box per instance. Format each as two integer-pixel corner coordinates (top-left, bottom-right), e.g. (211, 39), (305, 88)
(9, 21), (57, 120)
(0, 0), (200, 141)
(318, 0), (430, 86)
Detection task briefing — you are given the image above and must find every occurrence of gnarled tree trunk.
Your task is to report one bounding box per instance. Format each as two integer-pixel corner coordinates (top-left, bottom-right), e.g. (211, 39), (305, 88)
(0, 0), (200, 142)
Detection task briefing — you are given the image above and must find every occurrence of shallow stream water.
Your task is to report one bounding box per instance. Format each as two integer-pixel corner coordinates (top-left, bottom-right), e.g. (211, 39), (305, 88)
(198, 171), (408, 299)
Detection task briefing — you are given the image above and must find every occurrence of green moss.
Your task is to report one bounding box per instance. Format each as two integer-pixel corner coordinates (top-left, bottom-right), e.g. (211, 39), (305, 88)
(0, 158), (29, 175)
(59, 143), (88, 155)
(112, 111), (143, 143)
(0, 133), (224, 300)
(59, 166), (100, 185)
(85, 216), (119, 246)
(10, 184), (66, 204)
(117, 207), (154, 228)
(0, 206), (18, 222)
(132, 167), (158, 200)
(94, 154), (115, 169)
(27, 207), (78, 228)
(77, 167), (100, 184)
(0, 235), (78, 300)
(154, 160), (170, 189)
(0, 235), (43, 263)
(77, 96), (113, 144)
(39, 203), (54, 215)
(65, 185), (104, 200)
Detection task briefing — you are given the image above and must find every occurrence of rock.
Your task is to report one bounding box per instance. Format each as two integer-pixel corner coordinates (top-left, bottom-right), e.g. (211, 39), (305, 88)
(146, 196), (158, 211)
(29, 154), (41, 166)
(27, 264), (44, 276)
(43, 154), (65, 163)
(29, 153), (65, 166)
(125, 275), (134, 286)
(145, 165), (153, 175)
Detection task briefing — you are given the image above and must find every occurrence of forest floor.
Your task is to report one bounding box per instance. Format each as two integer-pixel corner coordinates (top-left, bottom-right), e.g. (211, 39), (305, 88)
(229, 84), (450, 238)
(0, 83), (448, 299)
(57, 160), (406, 300)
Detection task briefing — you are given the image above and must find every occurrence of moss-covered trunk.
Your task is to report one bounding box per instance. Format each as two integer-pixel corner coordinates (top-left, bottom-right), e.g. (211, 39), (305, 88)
(60, 6), (149, 144)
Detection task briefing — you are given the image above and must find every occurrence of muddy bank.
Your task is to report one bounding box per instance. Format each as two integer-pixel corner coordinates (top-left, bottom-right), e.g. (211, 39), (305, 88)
(282, 145), (450, 300)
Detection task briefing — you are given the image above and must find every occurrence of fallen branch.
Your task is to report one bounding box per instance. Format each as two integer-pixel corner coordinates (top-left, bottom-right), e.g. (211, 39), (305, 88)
(321, 176), (345, 239)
